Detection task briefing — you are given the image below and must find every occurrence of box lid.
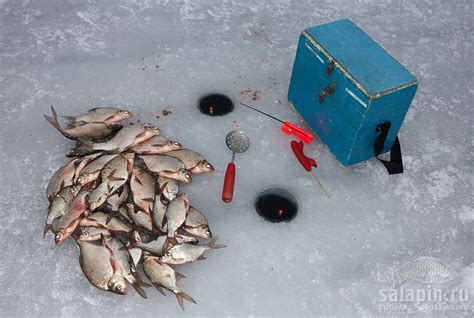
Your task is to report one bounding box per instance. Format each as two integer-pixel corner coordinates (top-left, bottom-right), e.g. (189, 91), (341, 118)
(304, 19), (417, 98)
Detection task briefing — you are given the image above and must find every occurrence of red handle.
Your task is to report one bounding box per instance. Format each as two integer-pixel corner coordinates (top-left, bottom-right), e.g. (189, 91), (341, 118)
(291, 140), (317, 172)
(281, 122), (314, 144)
(222, 162), (236, 203)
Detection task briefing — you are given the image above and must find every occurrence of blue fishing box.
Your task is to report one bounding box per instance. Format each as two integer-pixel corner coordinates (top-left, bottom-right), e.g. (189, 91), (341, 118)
(288, 19), (417, 172)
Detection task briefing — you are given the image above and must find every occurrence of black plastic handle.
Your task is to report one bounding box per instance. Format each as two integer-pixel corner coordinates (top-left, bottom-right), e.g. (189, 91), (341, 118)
(374, 122), (403, 175)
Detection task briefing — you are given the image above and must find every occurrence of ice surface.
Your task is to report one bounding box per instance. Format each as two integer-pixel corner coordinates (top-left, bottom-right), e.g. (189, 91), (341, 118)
(0, 0), (472, 316)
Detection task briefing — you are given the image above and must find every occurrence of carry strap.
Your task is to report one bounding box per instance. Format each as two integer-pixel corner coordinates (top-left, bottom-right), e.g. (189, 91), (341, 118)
(374, 122), (403, 175)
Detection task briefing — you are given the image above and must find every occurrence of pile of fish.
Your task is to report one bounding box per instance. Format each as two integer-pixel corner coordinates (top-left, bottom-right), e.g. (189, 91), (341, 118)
(43, 106), (224, 309)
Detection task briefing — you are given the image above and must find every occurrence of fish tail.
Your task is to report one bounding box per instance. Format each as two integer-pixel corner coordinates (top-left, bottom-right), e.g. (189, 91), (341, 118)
(44, 112), (62, 133)
(206, 236), (226, 249)
(175, 291), (197, 310)
(133, 271), (152, 288)
(131, 281), (148, 299)
(43, 223), (54, 237)
(163, 236), (178, 253)
(44, 106), (73, 139)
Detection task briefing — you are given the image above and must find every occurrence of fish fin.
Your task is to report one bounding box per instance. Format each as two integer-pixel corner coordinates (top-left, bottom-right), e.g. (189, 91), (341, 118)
(109, 176), (126, 182)
(132, 271), (152, 288)
(161, 216), (167, 229)
(154, 284), (166, 296)
(206, 236), (226, 249)
(158, 181), (169, 196)
(87, 107), (100, 112)
(140, 280), (152, 288)
(62, 115), (76, 125)
(126, 158), (134, 176)
(103, 114), (118, 122)
(44, 113), (61, 131)
(134, 175), (143, 186)
(43, 223), (54, 237)
(105, 212), (114, 224)
(107, 169), (117, 179)
(132, 282), (148, 299)
(175, 272), (186, 280)
(77, 138), (93, 148)
(59, 179), (65, 191)
(197, 255), (206, 261)
(175, 291), (197, 310)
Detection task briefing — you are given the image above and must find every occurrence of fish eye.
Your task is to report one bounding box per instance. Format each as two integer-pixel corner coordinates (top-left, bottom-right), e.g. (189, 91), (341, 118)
(206, 164), (211, 168)
(123, 110), (129, 114)
(173, 142), (180, 146)
(185, 174), (191, 180)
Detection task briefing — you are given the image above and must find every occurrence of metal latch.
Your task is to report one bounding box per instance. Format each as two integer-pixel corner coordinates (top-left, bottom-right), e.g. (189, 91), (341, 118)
(319, 81), (336, 103)
(326, 60), (335, 76)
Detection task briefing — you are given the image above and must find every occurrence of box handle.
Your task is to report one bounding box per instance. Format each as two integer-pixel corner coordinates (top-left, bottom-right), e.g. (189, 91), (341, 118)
(319, 81), (336, 103)
(326, 60), (335, 75)
(374, 122), (403, 175)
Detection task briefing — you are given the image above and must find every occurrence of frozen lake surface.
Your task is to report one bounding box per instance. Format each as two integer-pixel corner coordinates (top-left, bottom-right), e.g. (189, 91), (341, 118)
(0, 0), (472, 316)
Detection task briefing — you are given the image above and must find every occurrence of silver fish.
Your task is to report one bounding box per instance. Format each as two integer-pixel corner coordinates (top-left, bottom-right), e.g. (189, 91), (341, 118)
(391, 251), (459, 286)
(159, 236), (225, 265)
(129, 231), (197, 256)
(88, 153), (134, 211)
(44, 184), (82, 236)
(139, 155), (192, 184)
(76, 236), (128, 295)
(130, 165), (155, 214)
(55, 186), (92, 245)
(166, 193), (189, 240)
(46, 153), (100, 200)
(79, 212), (132, 235)
(63, 107), (132, 127)
(184, 206), (212, 240)
(44, 106), (122, 141)
(79, 123), (160, 153)
(143, 252), (196, 310)
(130, 136), (182, 154)
(77, 226), (112, 242)
(107, 236), (149, 298)
(76, 154), (118, 185)
(166, 149), (214, 174)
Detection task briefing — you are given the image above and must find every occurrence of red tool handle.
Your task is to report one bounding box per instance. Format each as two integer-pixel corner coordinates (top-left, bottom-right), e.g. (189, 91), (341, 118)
(222, 162), (236, 203)
(281, 122), (314, 144)
(291, 140), (317, 172)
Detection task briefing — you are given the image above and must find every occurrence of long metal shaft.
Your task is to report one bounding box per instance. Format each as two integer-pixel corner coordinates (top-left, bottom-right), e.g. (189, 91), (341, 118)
(310, 170), (334, 204)
(240, 102), (285, 124)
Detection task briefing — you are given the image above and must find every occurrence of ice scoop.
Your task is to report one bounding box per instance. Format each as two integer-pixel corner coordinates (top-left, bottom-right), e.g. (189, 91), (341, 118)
(222, 130), (250, 203)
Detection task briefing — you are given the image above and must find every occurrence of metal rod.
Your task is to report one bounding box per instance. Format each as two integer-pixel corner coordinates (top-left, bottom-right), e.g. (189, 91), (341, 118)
(239, 102), (285, 124)
(310, 170), (334, 204)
